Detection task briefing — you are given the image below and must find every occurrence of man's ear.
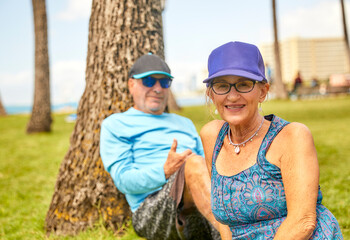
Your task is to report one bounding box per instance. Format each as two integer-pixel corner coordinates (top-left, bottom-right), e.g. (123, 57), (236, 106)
(128, 78), (135, 94)
(259, 82), (270, 103)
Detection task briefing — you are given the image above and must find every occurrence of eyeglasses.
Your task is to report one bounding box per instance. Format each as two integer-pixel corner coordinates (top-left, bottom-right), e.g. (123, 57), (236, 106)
(211, 79), (256, 95)
(138, 76), (172, 89)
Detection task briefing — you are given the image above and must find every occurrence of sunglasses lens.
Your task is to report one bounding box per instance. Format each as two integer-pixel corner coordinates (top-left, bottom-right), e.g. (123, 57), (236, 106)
(141, 77), (172, 88)
(159, 79), (172, 88)
(142, 77), (156, 87)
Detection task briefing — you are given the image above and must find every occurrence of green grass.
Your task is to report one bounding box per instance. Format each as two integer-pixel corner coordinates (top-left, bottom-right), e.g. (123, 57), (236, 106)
(0, 96), (349, 239)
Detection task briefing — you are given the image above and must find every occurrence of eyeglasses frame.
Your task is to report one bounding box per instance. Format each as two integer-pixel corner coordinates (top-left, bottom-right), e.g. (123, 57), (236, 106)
(210, 79), (257, 95)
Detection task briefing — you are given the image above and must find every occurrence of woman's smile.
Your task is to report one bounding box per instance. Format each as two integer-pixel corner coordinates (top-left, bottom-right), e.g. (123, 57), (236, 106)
(225, 104), (245, 110)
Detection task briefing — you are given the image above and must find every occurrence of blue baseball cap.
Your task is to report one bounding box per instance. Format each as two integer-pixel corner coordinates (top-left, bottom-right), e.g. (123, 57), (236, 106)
(203, 41), (267, 86)
(129, 53), (174, 79)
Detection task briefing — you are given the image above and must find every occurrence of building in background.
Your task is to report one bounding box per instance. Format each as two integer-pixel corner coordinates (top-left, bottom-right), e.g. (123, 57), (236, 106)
(171, 37), (350, 106)
(259, 37), (350, 85)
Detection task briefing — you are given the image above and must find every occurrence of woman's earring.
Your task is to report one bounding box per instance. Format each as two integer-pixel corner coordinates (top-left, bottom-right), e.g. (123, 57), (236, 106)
(259, 103), (265, 115)
(214, 109), (218, 115)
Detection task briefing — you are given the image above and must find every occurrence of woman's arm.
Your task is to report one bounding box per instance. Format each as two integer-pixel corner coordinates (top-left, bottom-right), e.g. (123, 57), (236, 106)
(219, 223), (232, 239)
(273, 122), (318, 239)
(200, 120), (224, 176)
(200, 120), (231, 238)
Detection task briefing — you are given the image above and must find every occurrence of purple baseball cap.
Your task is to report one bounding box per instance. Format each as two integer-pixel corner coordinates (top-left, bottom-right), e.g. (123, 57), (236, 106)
(203, 41), (267, 86)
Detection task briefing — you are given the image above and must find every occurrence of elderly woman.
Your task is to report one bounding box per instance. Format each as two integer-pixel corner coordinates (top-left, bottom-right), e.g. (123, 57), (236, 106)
(200, 41), (343, 239)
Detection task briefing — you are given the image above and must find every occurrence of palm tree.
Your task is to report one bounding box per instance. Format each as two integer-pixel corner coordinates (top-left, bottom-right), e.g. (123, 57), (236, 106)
(271, 0), (288, 99)
(45, 0), (166, 235)
(341, 0), (350, 71)
(0, 93), (6, 116)
(26, 0), (52, 133)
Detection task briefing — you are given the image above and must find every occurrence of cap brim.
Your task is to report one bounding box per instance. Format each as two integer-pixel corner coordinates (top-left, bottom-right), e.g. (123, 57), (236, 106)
(203, 69), (266, 86)
(133, 71), (174, 79)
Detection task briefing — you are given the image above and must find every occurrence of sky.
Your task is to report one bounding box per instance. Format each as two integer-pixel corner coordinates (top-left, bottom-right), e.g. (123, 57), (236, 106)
(0, 0), (349, 106)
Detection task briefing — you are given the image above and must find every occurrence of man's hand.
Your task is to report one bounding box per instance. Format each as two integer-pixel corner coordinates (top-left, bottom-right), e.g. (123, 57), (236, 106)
(163, 139), (192, 179)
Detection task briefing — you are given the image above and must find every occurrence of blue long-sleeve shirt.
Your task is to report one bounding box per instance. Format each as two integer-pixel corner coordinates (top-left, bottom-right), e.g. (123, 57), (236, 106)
(100, 107), (204, 212)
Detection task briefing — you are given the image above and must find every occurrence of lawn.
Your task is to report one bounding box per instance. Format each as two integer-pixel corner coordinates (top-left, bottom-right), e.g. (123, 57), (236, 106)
(0, 96), (349, 239)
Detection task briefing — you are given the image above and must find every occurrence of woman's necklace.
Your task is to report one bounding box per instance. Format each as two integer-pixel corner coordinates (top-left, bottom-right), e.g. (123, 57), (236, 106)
(227, 117), (264, 154)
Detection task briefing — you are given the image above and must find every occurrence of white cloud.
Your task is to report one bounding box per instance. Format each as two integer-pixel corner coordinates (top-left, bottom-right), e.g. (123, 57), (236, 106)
(168, 60), (207, 95)
(0, 70), (33, 105)
(0, 71), (32, 86)
(56, 0), (92, 21)
(51, 60), (86, 104)
(280, 0), (346, 40)
(257, 0), (350, 44)
(0, 60), (86, 106)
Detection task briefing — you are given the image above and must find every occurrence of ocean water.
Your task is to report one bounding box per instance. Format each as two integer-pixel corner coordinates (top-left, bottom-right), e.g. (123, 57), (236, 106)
(5, 102), (79, 115)
(5, 106), (32, 115)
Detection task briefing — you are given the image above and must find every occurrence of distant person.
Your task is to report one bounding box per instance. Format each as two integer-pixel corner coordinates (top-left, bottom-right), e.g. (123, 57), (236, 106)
(200, 41), (343, 239)
(100, 53), (221, 239)
(292, 71), (303, 94)
(311, 77), (319, 88)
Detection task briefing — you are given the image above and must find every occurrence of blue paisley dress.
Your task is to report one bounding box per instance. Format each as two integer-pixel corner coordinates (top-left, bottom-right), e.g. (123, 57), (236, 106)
(211, 115), (343, 239)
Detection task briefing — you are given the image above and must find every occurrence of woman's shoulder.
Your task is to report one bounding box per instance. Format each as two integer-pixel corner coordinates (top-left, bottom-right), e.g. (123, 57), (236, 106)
(268, 120), (315, 167)
(200, 120), (226, 138)
(200, 120), (226, 170)
(280, 121), (313, 139)
(274, 121), (314, 150)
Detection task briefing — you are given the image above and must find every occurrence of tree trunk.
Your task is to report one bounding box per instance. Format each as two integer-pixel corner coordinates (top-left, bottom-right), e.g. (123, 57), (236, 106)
(27, 0), (52, 133)
(341, 0), (350, 71)
(45, 0), (166, 236)
(0, 94), (6, 116)
(271, 0), (288, 99)
(167, 90), (181, 111)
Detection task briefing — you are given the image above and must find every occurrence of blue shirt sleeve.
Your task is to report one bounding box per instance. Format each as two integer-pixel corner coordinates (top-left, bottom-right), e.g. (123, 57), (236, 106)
(100, 119), (167, 195)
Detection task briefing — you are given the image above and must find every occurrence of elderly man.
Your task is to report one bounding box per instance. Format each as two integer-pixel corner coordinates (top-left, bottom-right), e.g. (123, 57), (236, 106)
(100, 53), (221, 240)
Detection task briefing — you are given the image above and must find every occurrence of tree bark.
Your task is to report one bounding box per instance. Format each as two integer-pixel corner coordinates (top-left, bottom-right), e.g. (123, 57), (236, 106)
(271, 0), (288, 99)
(45, 0), (166, 236)
(27, 0), (52, 133)
(167, 90), (181, 111)
(341, 0), (350, 71)
(0, 94), (6, 116)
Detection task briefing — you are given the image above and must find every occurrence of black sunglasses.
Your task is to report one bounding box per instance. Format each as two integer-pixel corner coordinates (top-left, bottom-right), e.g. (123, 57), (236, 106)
(138, 76), (172, 89)
(211, 79), (256, 95)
